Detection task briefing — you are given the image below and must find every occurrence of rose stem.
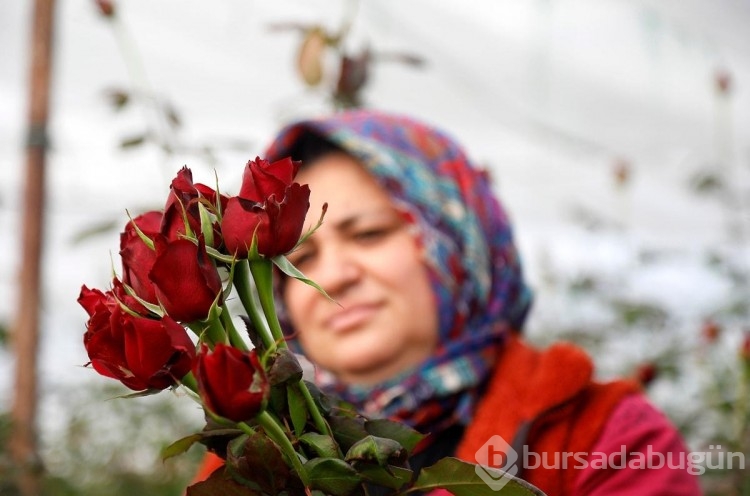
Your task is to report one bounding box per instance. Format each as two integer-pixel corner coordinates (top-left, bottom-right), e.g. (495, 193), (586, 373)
(233, 259), (276, 353)
(249, 258), (331, 437)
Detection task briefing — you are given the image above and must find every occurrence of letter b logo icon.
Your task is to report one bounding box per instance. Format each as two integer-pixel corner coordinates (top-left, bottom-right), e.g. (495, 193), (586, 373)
(474, 435), (519, 491)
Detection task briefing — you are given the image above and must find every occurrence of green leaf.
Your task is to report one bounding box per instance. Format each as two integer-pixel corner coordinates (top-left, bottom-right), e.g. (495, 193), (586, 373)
(294, 202), (328, 247)
(194, 425), (243, 460)
(689, 170), (725, 194)
(303, 380), (333, 415)
(199, 428), (244, 439)
(299, 432), (340, 459)
(118, 282), (164, 317)
(105, 89), (130, 110)
(205, 245), (238, 264)
(356, 463), (413, 490)
(160, 433), (203, 461)
(124, 209), (155, 250)
(365, 418), (426, 455)
(272, 255), (336, 303)
(226, 430), (292, 495)
(120, 133), (149, 149)
(411, 457), (546, 495)
(328, 415), (369, 452)
(611, 300), (667, 326)
(70, 218), (119, 244)
(177, 196), (196, 239)
(198, 202), (215, 247)
(305, 457), (361, 496)
(345, 435), (406, 468)
(0, 321), (8, 348)
(163, 102), (182, 129)
(211, 170), (224, 218)
(268, 383), (288, 414)
(186, 466), (263, 496)
(108, 388), (162, 400)
(287, 384), (308, 437)
(248, 228), (260, 260)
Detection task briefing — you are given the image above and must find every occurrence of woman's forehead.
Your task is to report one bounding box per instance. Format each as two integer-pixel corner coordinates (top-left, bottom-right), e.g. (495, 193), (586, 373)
(303, 206), (401, 237)
(297, 152), (394, 212)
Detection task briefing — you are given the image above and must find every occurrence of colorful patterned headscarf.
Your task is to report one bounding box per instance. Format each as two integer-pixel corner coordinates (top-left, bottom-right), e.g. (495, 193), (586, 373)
(264, 109), (531, 433)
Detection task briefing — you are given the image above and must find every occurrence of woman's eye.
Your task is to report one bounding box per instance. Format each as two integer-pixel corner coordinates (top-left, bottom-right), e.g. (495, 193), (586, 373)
(288, 250), (314, 268)
(354, 228), (388, 243)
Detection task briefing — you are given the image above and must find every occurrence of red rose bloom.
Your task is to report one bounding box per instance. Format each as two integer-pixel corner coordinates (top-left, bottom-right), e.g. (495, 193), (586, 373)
(120, 211), (162, 305)
(221, 157), (310, 258)
(149, 236), (223, 322)
(239, 156), (301, 203)
(193, 344), (269, 422)
(79, 284), (196, 391)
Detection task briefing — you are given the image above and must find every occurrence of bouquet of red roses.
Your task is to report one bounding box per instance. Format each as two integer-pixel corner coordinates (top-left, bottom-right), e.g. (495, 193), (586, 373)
(78, 157), (543, 495)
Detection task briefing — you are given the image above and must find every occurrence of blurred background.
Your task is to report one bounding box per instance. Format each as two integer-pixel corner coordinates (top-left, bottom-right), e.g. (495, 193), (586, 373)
(1, 0), (749, 494)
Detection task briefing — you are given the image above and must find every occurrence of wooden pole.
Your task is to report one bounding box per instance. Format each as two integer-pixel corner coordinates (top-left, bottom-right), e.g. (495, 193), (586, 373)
(10, 0), (56, 494)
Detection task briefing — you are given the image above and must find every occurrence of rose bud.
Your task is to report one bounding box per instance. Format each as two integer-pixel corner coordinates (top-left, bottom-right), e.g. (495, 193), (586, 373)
(161, 167), (227, 246)
(148, 235), (223, 322)
(701, 319), (721, 343)
(221, 182), (310, 258)
(239, 157), (301, 203)
(741, 331), (750, 362)
(612, 158), (631, 188)
(79, 284), (196, 391)
(715, 69), (732, 96)
(634, 362), (658, 387)
(120, 211), (163, 305)
(94, 0), (115, 18)
(161, 167), (201, 241)
(193, 344), (269, 422)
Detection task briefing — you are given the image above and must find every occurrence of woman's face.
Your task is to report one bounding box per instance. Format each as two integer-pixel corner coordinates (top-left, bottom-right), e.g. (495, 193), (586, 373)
(283, 152), (439, 386)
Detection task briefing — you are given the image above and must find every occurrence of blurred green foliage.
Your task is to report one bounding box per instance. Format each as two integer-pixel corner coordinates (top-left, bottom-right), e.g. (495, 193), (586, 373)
(1, 382), (205, 496)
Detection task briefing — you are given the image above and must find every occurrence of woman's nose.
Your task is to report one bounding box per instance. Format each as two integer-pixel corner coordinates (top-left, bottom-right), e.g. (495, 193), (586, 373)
(312, 245), (362, 298)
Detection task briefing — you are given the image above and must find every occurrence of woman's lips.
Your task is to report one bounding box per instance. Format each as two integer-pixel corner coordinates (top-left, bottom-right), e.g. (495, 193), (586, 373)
(325, 303), (382, 334)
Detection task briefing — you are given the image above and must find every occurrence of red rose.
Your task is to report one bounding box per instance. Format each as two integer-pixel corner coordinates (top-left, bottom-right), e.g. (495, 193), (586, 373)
(221, 183), (310, 258)
(79, 284), (196, 391)
(741, 331), (750, 362)
(239, 157), (301, 203)
(193, 344), (269, 422)
(634, 363), (658, 387)
(120, 211), (162, 305)
(94, 0), (115, 18)
(221, 157), (310, 258)
(78, 284), (110, 317)
(149, 236), (223, 322)
(161, 167), (227, 246)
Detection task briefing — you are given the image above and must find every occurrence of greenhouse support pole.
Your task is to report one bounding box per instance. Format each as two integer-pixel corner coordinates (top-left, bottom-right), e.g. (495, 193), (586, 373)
(10, 0), (56, 494)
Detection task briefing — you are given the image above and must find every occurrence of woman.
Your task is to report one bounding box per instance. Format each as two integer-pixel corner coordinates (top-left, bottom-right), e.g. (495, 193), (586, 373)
(196, 109), (702, 495)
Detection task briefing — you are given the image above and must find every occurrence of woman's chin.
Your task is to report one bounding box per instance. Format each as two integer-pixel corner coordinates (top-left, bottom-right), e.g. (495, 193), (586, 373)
(327, 345), (400, 386)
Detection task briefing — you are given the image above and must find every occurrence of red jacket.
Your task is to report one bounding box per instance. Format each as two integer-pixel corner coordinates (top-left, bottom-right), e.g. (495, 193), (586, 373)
(454, 335), (701, 495)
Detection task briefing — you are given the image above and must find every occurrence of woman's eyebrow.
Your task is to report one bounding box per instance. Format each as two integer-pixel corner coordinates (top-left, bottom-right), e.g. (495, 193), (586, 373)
(329, 208), (398, 231)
